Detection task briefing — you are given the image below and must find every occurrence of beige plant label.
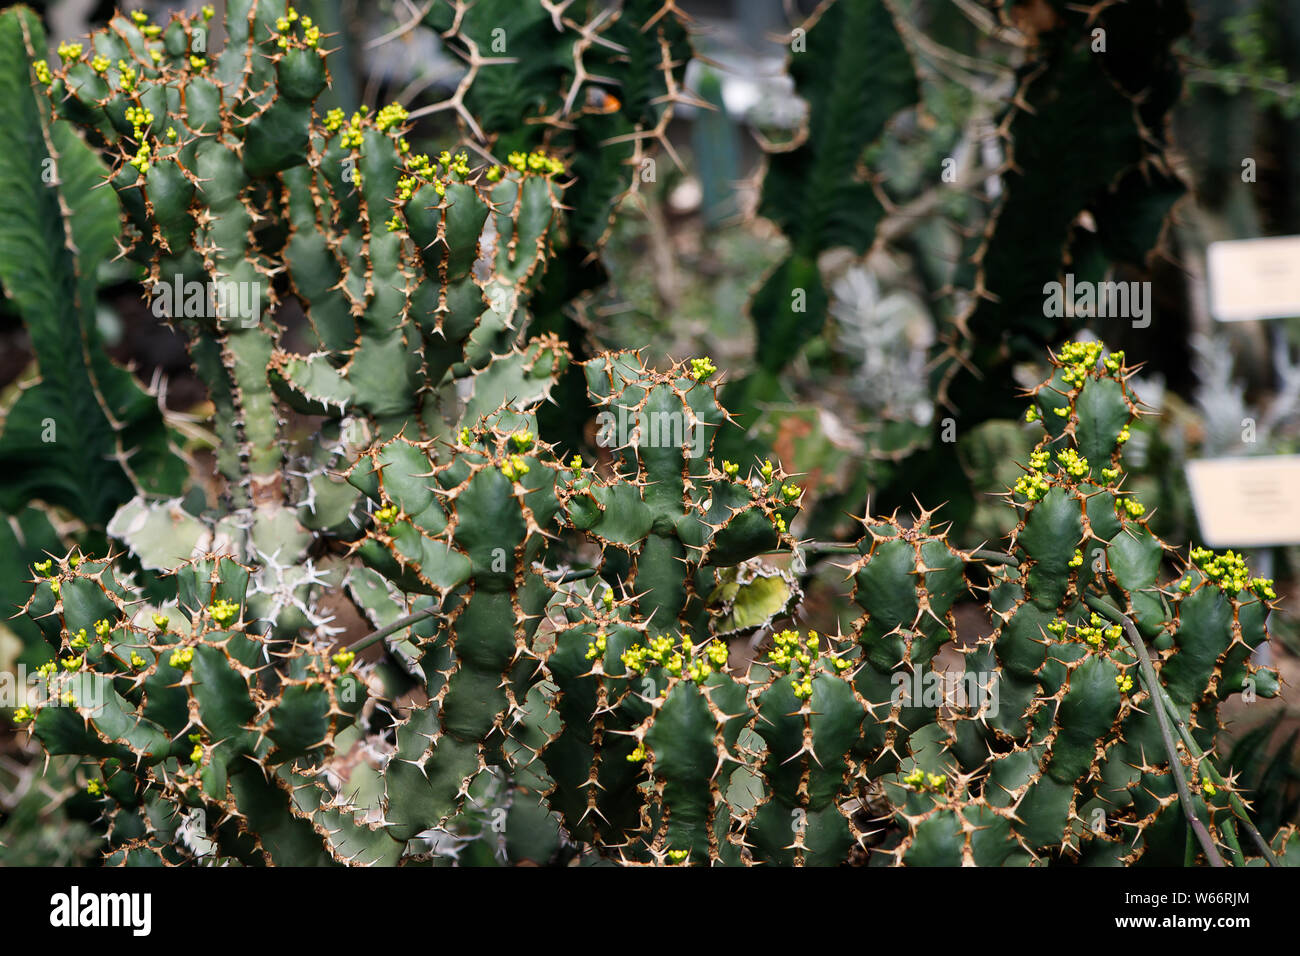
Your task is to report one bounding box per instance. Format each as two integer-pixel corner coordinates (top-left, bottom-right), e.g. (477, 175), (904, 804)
(1207, 236), (1300, 322)
(1186, 455), (1300, 546)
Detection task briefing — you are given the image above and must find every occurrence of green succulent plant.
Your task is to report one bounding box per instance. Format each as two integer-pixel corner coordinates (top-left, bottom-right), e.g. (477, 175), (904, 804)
(1, 2), (1294, 867)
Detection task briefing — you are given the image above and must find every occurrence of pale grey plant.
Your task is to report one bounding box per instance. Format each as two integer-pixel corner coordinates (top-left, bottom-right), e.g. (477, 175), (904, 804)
(1193, 331), (1300, 456)
(828, 262), (934, 426)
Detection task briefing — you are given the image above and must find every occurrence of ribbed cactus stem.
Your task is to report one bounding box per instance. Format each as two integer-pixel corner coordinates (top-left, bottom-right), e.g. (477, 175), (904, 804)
(1085, 595), (1225, 868)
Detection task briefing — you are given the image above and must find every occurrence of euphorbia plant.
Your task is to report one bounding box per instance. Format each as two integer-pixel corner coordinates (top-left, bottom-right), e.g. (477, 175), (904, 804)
(0, 2), (1293, 867)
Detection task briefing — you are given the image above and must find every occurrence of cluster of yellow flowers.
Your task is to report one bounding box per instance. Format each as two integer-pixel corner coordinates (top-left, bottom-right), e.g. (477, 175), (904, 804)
(275, 8), (321, 48)
(1015, 449), (1055, 498)
(1079, 613), (1123, 648)
(1025, 345), (1128, 423)
(169, 647), (195, 671)
(130, 10), (162, 38)
(128, 141), (152, 174)
(338, 110), (366, 149)
(506, 149), (564, 176)
(124, 105), (154, 140)
(766, 629), (851, 700)
(767, 628), (811, 671)
(1115, 673), (1135, 694)
(1056, 448), (1089, 479)
(620, 633), (728, 685)
(395, 174), (417, 205)
(1057, 340), (1105, 388)
(500, 455), (530, 481)
(902, 768), (947, 793)
(206, 598), (241, 626)
(1116, 495), (1145, 518)
(392, 150), (475, 204)
(402, 149), (466, 183)
(374, 504), (399, 525)
(374, 102), (409, 132)
(1015, 446), (1105, 501)
(444, 150), (472, 178)
(1187, 546), (1276, 599)
(332, 648), (356, 670)
(1013, 469), (1051, 502)
(584, 629), (607, 662)
(1047, 614), (1122, 648)
(689, 357), (716, 381)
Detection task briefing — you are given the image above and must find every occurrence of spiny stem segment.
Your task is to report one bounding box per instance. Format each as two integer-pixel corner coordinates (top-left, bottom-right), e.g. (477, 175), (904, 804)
(1085, 595), (1226, 868)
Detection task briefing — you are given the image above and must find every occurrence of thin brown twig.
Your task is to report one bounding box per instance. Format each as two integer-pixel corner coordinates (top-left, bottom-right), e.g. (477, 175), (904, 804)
(365, 0), (437, 50)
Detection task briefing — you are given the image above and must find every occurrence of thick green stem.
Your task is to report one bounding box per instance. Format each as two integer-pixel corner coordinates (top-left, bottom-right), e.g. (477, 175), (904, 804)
(1085, 594), (1226, 868)
(970, 549), (1019, 567)
(1153, 682), (1280, 866)
(348, 605), (439, 654)
(347, 568), (596, 654)
(1220, 816), (1247, 867)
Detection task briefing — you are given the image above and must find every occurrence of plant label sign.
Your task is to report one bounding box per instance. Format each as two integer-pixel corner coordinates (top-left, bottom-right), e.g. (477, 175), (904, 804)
(1186, 455), (1300, 547)
(1206, 236), (1300, 322)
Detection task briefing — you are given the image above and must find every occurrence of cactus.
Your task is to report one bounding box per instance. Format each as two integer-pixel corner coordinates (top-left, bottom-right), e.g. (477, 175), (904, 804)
(933, 0), (1190, 427)
(1, 2), (1294, 867)
(420, 0), (692, 253)
(0, 8), (185, 527)
(17, 549), (376, 865)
